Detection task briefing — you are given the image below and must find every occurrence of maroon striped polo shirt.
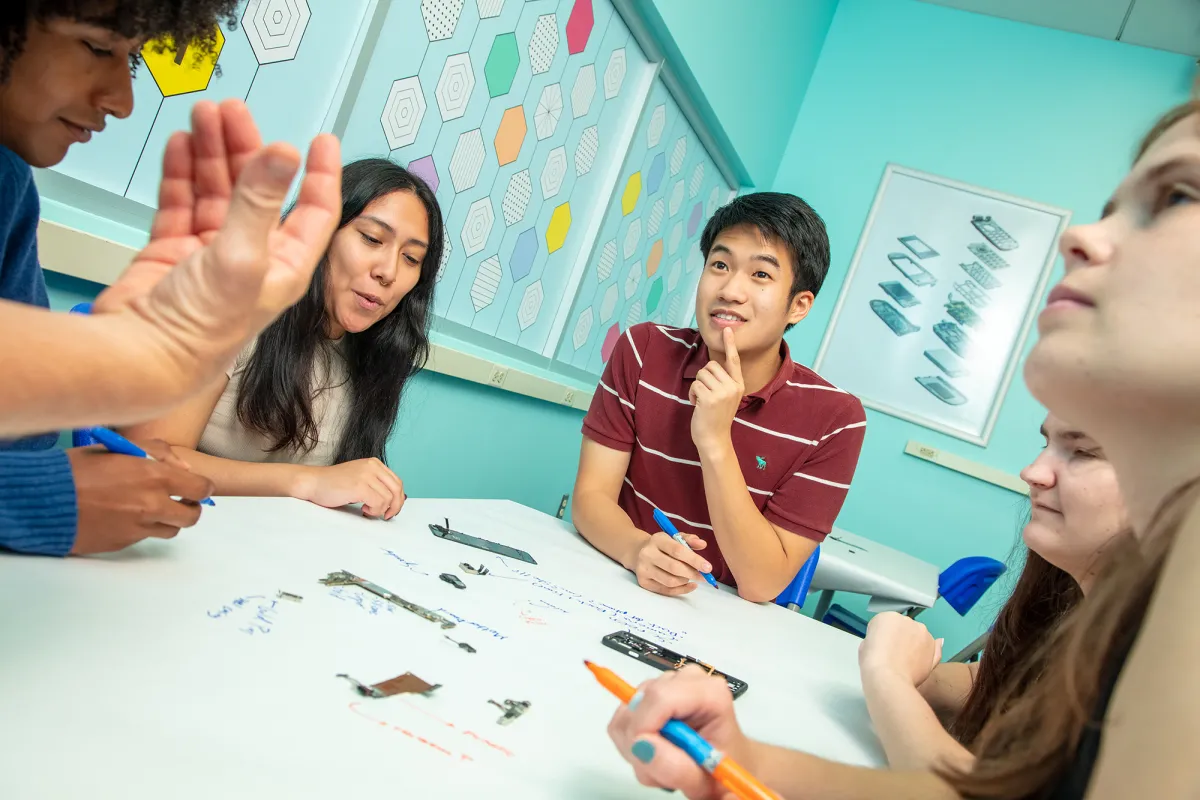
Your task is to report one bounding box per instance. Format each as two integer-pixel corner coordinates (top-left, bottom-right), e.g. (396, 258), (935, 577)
(582, 322), (867, 588)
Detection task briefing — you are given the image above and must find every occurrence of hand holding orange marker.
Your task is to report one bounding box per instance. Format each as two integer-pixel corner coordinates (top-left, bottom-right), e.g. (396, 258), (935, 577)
(584, 660), (781, 800)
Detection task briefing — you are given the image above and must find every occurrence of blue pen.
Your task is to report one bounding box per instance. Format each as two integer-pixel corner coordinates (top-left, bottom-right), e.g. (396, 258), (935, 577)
(85, 427), (216, 506)
(652, 508), (719, 588)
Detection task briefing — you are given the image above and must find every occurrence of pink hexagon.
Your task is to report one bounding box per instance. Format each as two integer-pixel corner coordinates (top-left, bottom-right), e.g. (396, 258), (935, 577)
(566, 0), (593, 55)
(687, 202), (703, 237)
(601, 323), (622, 362)
(408, 155), (439, 194)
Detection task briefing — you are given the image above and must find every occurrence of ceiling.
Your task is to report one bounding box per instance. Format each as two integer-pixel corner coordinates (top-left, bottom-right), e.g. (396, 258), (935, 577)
(918, 0), (1200, 57)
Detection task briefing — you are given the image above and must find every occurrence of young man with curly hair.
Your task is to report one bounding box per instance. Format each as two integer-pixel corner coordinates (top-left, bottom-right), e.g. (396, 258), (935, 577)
(0, 1), (342, 556)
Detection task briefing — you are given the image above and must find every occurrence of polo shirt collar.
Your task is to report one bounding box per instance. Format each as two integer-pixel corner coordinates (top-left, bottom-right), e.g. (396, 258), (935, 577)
(683, 337), (794, 405)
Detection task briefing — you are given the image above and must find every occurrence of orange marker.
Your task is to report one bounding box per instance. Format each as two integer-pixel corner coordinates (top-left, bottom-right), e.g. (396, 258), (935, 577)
(584, 660), (781, 800)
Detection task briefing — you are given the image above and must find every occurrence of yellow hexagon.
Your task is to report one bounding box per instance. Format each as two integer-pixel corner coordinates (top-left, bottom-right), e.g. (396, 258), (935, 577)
(621, 172), (641, 216)
(547, 202), (572, 254)
(142, 26), (225, 98)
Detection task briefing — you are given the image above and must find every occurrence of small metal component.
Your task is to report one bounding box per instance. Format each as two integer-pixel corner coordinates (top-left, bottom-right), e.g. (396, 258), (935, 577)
(488, 699), (531, 725)
(277, 590), (303, 602)
(337, 672), (440, 698)
(460, 562), (490, 576)
(320, 570), (456, 629)
(337, 673), (383, 698)
(445, 635), (476, 654)
(439, 573), (467, 590)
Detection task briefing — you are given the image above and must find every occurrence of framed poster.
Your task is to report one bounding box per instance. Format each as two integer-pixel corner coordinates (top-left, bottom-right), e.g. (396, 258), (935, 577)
(813, 165), (1071, 445)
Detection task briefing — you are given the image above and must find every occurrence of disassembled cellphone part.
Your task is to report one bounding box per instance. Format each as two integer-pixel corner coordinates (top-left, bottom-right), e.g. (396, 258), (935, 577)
(429, 518), (538, 565)
(277, 590), (303, 602)
(320, 570), (456, 629)
(445, 635), (477, 653)
(439, 573), (467, 589)
(337, 672), (441, 698)
(489, 699), (531, 725)
(601, 630), (749, 698)
(460, 563), (490, 576)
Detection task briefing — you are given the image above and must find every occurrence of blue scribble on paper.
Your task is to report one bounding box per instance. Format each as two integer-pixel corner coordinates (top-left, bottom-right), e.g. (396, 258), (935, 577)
(206, 595), (280, 636)
(327, 586), (398, 616)
(381, 549), (431, 575)
(436, 608), (509, 640)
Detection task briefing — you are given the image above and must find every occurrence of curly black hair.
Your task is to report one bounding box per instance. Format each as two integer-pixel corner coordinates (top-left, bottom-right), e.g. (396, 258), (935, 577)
(1, 0), (241, 81)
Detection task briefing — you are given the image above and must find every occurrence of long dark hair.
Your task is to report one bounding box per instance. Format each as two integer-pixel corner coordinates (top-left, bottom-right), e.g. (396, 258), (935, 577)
(949, 541), (1083, 747)
(235, 158), (442, 464)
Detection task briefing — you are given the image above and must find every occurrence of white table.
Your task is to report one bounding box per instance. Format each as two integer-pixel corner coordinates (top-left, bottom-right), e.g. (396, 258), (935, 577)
(0, 497), (885, 799)
(810, 528), (941, 621)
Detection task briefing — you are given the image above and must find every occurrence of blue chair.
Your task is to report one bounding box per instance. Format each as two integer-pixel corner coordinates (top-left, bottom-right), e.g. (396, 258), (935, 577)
(822, 604), (868, 638)
(937, 556), (1006, 616)
(774, 546), (820, 612)
(68, 303), (99, 448)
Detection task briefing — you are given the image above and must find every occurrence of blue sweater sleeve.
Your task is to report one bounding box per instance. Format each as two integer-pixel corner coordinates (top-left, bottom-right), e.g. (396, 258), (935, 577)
(0, 450), (78, 556)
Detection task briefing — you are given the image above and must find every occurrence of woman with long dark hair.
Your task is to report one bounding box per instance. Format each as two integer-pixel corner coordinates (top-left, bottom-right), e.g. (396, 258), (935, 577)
(603, 99), (1200, 799)
(127, 158), (441, 520)
(856, 414), (1129, 774)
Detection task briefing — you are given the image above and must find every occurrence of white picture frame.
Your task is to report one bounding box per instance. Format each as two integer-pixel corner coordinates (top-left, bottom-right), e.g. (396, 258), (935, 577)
(813, 164), (1071, 446)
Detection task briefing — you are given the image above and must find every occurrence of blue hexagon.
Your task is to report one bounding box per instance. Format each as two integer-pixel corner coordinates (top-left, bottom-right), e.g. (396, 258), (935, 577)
(646, 152), (666, 195)
(511, 228), (538, 281)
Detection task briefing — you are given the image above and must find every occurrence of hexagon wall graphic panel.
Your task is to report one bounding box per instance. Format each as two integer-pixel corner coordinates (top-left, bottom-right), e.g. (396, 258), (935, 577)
(460, 197), (494, 256)
(450, 129), (485, 192)
(575, 125), (599, 176)
(422, 0), (465, 41)
(687, 203), (703, 236)
(437, 237), (453, 283)
(601, 323), (621, 362)
(571, 63), (596, 118)
(603, 48), (626, 99)
(494, 105), (526, 166)
(600, 283), (619, 321)
(624, 260), (641, 297)
(647, 277), (663, 313)
(572, 306), (594, 350)
(529, 14), (559, 75)
(707, 185), (721, 216)
(143, 28), (225, 97)
(646, 152), (665, 195)
(476, 0), (504, 19)
(667, 258), (682, 291)
(669, 180), (684, 216)
(244, 0), (310, 65)
(625, 299), (643, 329)
(502, 169), (532, 226)
(646, 239), (663, 277)
(510, 228), (538, 282)
(670, 137), (686, 176)
(647, 198), (664, 237)
(408, 154), (439, 194)
(647, 104), (666, 148)
(667, 293), (684, 326)
(435, 52), (474, 121)
(485, 33), (519, 97)
(470, 255), (503, 311)
(623, 217), (642, 259)
(596, 239), (617, 282)
(381, 76), (425, 150)
(566, 0), (594, 54)
(534, 83), (563, 140)
(670, 220), (684, 253)
(546, 202), (571, 253)
(541, 146), (568, 199)
(518, 280), (545, 330)
(621, 172), (640, 216)
(689, 163), (705, 198)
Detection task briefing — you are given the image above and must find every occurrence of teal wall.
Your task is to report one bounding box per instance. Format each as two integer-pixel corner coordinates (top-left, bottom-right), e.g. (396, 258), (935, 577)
(42, 273), (586, 518)
(775, 0), (1195, 649)
(645, 0), (838, 187)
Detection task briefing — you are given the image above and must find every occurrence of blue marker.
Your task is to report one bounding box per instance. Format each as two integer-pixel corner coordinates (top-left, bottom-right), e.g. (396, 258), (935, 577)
(84, 427), (216, 506)
(652, 508), (719, 589)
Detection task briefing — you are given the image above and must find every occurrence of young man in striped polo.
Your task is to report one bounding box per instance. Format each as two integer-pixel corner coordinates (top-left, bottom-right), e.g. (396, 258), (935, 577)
(573, 193), (866, 602)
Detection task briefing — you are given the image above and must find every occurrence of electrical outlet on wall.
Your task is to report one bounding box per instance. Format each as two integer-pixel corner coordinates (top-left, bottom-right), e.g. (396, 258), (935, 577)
(556, 494), (569, 519)
(489, 365), (508, 387)
(563, 389), (575, 406)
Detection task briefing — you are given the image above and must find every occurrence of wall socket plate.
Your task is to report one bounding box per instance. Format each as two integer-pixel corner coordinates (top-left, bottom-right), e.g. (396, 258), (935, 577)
(563, 389), (575, 406)
(556, 494), (569, 519)
(488, 365), (508, 387)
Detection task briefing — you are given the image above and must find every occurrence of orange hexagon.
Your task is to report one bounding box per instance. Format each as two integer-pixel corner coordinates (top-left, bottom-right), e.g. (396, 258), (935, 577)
(646, 239), (664, 276)
(494, 106), (527, 166)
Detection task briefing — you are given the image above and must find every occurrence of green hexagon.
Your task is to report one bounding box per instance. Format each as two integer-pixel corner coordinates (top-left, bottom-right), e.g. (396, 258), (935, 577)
(485, 33), (520, 98)
(647, 277), (664, 314)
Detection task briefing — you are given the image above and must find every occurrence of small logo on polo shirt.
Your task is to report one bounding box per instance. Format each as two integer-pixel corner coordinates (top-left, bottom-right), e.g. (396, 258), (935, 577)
(755, 456), (767, 470)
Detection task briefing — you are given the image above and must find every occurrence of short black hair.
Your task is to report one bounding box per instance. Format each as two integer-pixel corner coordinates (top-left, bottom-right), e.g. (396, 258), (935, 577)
(1, 0), (240, 81)
(699, 191), (831, 301)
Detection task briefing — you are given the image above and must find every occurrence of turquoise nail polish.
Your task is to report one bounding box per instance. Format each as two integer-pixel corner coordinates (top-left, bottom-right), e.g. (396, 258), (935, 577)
(632, 739), (656, 764)
(629, 688), (645, 711)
